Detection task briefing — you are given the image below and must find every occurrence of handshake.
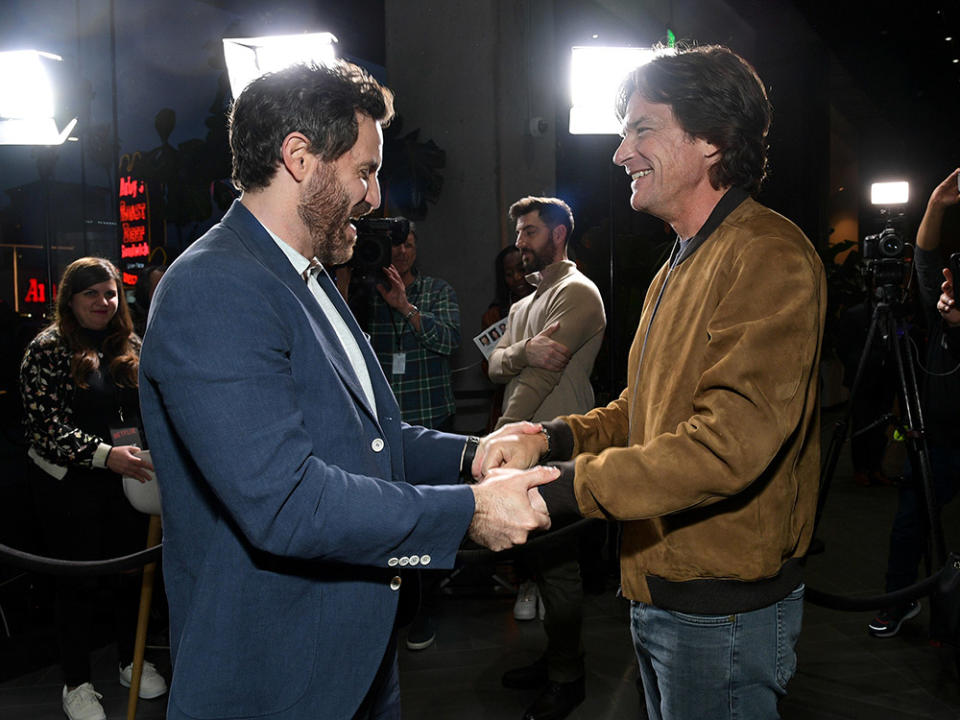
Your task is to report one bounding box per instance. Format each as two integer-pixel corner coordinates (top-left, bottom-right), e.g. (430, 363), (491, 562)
(465, 421), (559, 553)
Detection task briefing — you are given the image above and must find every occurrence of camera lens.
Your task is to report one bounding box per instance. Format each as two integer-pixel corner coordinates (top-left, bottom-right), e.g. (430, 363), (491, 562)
(356, 238), (383, 264)
(879, 231), (904, 258)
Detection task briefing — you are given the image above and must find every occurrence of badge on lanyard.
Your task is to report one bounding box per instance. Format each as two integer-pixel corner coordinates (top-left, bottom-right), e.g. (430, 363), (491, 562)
(110, 426), (142, 448)
(392, 352), (407, 375)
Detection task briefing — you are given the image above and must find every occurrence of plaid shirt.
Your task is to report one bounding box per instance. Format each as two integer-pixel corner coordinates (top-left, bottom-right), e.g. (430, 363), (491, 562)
(367, 274), (460, 427)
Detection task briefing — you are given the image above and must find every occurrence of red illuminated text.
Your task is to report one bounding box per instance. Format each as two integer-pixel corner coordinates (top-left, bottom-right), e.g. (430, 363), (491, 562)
(119, 176), (145, 198)
(120, 201), (146, 222)
(24, 278), (46, 303)
(118, 174), (152, 286)
(121, 241), (150, 258)
(122, 223), (146, 243)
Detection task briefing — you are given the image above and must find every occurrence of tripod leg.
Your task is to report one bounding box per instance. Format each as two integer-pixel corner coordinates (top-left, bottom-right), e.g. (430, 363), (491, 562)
(891, 319), (947, 567)
(815, 301), (888, 533)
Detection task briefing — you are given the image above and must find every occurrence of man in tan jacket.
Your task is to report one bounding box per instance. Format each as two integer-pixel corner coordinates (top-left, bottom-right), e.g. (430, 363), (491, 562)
(489, 196), (605, 720)
(476, 45), (826, 720)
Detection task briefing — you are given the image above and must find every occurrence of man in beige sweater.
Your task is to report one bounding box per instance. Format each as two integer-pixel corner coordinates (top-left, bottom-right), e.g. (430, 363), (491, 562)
(488, 196), (605, 720)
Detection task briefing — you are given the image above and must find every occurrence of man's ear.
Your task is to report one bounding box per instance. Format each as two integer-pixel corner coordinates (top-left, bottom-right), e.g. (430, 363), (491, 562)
(702, 139), (722, 168)
(281, 132), (313, 182)
(552, 224), (568, 249)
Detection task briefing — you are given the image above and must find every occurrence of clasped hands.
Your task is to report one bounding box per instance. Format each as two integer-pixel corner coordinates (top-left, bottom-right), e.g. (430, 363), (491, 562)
(466, 422), (556, 552)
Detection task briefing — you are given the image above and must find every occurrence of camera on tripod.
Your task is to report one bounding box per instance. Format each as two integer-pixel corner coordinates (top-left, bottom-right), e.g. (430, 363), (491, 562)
(861, 221), (912, 292)
(861, 182), (913, 295)
(350, 216), (410, 286)
(862, 226), (906, 261)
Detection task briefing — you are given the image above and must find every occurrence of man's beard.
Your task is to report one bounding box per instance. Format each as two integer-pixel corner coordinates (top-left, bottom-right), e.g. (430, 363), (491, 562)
(520, 247), (548, 274)
(297, 164), (370, 266)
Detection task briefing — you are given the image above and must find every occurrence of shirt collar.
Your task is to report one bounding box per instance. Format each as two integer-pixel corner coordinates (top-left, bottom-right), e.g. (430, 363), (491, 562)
(525, 259), (574, 289)
(261, 222), (325, 277)
(671, 187), (749, 267)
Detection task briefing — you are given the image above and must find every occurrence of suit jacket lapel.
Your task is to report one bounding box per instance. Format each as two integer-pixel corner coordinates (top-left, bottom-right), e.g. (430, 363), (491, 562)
(219, 201), (385, 425)
(313, 268), (399, 419)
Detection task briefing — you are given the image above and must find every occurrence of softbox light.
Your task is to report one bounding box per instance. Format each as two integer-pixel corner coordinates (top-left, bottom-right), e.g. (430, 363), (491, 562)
(870, 181), (909, 206)
(0, 50), (77, 145)
(569, 46), (658, 135)
(223, 32), (338, 99)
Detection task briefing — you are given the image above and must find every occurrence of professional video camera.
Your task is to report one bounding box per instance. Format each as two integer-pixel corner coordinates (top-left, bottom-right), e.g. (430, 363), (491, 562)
(861, 219), (912, 294)
(350, 216), (410, 287)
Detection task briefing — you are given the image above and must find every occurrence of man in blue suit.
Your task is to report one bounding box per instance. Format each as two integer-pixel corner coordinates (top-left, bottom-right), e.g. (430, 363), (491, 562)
(139, 61), (556, 720)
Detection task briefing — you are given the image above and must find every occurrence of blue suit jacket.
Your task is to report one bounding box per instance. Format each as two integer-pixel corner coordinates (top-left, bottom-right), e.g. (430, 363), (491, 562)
(139, 200), (475, 719)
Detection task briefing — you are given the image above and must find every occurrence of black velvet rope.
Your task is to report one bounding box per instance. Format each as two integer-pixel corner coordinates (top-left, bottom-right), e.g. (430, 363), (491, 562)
(0, 542), (162, 576)
(0, 519), (598, 578)
(805, 571), (941, 612)
(3, 518), (947, 615)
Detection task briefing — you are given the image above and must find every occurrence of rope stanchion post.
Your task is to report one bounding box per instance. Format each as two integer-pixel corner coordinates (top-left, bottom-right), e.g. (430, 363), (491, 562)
(127, 514), (162, 720)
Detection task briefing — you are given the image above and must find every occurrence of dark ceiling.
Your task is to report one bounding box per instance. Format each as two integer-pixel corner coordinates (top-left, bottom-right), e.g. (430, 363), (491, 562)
(791, 2), (960, 181)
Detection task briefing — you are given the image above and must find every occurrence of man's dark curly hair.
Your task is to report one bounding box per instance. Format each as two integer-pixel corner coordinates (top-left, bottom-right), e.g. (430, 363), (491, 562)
(615, 45), (771, 194)
(229, 61), (395, 192)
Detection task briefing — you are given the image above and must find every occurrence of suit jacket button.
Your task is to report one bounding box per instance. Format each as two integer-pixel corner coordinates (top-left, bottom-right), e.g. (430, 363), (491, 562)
(409, 556), (420, 566)
(399, 556), (409, 567)
(371, 438), (385, 452)
(388, 557), (399, 567)
(390, 576), (402, 590)
(420, 555), (431, 566)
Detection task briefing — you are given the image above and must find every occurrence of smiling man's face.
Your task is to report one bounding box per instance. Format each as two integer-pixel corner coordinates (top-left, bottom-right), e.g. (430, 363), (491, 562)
(612, 91), (718, 227)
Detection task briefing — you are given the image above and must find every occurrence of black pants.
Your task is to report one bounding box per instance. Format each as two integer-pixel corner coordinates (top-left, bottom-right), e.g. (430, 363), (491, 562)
(534, 534), (585, 682)
(30, 463), (148, 687)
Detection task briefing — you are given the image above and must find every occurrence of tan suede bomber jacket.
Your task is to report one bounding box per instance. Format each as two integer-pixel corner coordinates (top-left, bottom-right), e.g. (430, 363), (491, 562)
(546, 195), (827, 613)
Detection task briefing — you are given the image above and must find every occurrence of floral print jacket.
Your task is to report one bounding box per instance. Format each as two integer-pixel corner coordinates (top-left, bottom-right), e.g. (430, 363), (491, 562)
(20, 327), (141, 471)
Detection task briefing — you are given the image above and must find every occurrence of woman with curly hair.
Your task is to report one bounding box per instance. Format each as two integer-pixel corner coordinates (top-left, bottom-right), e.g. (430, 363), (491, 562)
(20, 257), (167, 720)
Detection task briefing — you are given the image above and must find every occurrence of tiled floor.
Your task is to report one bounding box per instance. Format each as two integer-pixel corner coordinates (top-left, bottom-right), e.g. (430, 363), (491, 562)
(2, 406), (959, 719)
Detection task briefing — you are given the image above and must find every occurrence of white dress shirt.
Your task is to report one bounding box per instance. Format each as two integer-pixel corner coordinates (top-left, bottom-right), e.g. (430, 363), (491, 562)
(264, 225), (378, 414)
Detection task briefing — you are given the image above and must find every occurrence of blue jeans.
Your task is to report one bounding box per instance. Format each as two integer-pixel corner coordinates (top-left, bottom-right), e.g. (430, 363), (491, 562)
(630, 584), (804, 720)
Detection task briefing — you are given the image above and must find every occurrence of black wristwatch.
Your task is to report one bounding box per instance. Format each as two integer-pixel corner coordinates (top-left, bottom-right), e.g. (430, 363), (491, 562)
(460, 435), (480, 482)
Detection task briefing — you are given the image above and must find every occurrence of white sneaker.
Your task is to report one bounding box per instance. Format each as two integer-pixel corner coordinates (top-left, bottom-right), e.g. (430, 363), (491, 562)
(62, 683), (105, 720)
(119, 660), (168, 699)
(514, 581), (539, 621)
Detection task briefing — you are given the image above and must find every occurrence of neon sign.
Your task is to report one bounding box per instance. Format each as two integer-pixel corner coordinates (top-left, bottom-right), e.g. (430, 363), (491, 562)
(23, 278), (56, 304)
(118, 174), (150, 286)
(121, 241), (150, 258)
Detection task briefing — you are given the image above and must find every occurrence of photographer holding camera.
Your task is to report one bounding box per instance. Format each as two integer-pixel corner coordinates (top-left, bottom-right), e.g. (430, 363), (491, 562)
(868, 168), (960, 638)
(365, 220), (461, 651)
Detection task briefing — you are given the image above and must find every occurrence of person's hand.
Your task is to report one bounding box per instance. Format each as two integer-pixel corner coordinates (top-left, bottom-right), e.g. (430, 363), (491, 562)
(376, 265), (412, 313)
(528, 485), (548, 516)
(940, 267), (960, 327)
(928, 168), (960, 211)
(525, 322), (571, 371)
(472, 421), (546, 479)
(468, 466), (557, 551)
(106, 445), (154, 483)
